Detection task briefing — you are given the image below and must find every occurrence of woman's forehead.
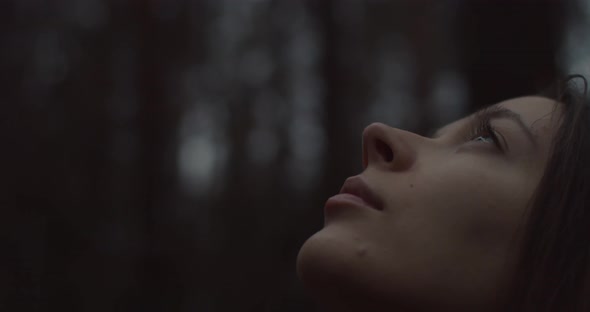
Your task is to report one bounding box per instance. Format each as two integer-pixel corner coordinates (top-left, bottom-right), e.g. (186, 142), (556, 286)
(498, 96), (562, 125)
(496, 96), (562, 140)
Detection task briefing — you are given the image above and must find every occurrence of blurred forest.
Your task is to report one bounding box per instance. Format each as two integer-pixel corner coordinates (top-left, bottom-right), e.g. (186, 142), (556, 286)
(2, 1), (590, 311)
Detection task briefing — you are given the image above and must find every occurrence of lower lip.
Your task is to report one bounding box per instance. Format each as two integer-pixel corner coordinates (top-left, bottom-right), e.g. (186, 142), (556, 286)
(324, 193), (372, 212)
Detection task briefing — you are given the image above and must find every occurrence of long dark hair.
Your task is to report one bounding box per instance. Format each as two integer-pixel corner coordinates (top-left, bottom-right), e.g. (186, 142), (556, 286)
(505, 75), (590, 311)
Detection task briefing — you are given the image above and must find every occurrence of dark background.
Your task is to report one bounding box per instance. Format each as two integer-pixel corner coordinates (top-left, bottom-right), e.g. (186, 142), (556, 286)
(2, 1), (589, 311)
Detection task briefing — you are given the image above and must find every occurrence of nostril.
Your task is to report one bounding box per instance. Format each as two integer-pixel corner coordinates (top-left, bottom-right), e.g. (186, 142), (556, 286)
(376, 139), (394, 162)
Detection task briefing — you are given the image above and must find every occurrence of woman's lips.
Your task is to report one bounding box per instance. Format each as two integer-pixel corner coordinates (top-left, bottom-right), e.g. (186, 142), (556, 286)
(324, 176), (383, 211)
(325, 193), (368, 208)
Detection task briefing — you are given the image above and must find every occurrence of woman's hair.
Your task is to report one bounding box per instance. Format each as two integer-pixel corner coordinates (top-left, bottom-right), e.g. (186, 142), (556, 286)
(504, 74), (590, 311)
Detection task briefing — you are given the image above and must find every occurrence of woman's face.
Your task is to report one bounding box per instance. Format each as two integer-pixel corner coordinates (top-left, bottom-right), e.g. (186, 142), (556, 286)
(297, 96), (563, 311)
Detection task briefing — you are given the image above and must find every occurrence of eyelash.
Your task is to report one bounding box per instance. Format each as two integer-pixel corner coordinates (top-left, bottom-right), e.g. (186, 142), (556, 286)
(468, 117), (504, 151)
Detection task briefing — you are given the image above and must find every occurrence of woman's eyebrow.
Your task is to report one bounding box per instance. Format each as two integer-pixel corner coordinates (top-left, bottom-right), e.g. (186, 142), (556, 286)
(475, 105), (538, 148)
(429, 106), (538, 148)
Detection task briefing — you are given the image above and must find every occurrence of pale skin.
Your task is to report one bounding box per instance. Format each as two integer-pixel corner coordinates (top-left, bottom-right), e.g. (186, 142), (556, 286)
(297, 96), (563, 312)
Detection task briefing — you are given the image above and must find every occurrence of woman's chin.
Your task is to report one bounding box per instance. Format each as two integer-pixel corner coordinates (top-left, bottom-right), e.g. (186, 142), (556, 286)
(296, 227), (429, 311)
(296, 228), (384, 302)
(298, 232), (347, 288)
(297, 232), (399, 311)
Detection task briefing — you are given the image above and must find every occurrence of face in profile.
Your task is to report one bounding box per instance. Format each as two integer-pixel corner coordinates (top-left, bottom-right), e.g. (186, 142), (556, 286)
(297, 96), (563, 311)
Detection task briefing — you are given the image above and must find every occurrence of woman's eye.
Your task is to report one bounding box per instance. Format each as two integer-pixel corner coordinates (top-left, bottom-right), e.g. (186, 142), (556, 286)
(473, 135), (494, 143)
(465, 116), (506, 152)
(469, 125), (505, 152)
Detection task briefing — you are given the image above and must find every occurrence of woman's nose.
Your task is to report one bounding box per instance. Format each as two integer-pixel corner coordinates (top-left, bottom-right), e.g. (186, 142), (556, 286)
(362, 122), (417, 171)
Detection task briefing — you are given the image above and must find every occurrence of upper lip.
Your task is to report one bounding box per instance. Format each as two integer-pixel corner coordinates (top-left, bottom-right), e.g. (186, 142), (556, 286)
(339, 176), (383, 210)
